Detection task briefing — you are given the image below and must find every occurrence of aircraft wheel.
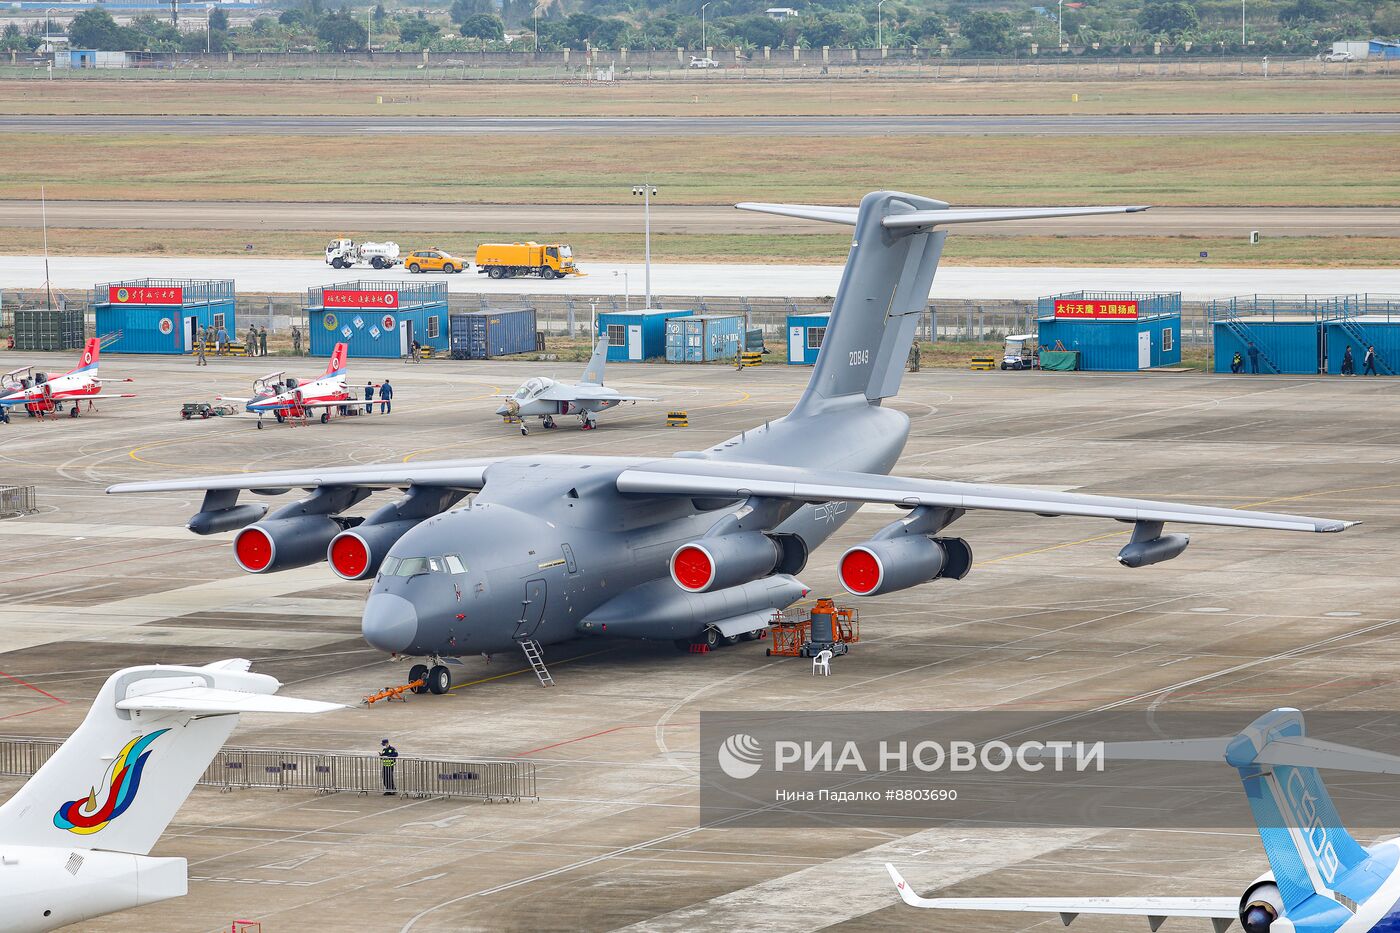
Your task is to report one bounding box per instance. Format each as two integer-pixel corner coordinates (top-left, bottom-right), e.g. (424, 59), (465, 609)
(696, 627), (720, 651)
(427, 664), (451, 695)
(275, 411), (285, 423)
(722, 634), (742, 647)
(320, 412), (330, 424)
(520, 424), (529, 436)
(409, 663), (429, 693)
(69, 406), (79, 418)
(256, 420), (263, 429)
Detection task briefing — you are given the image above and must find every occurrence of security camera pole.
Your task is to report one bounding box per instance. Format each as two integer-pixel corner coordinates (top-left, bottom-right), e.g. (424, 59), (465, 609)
(632, 183), (657, 309)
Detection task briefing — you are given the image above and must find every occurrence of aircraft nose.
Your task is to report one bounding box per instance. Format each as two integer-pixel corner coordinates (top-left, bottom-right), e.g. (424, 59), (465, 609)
(495, 404), (509, 416)
(362, 593), (418, 653)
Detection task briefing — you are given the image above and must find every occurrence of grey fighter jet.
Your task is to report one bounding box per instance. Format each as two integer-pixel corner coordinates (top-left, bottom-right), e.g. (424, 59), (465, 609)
(495, 336), (656, 435)
(108, 191), (1356, 696)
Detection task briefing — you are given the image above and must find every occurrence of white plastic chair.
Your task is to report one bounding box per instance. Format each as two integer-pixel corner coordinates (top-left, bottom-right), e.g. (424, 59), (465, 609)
(811, 649), (833, 676)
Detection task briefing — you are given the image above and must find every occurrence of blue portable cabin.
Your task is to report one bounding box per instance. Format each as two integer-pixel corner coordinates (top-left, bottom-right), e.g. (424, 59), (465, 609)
(449, 309), (538, 359)
(786, 313), (830, 365)
(664, 314), (743, 363)
(1370, 40), (1400, 60)
(1209, 295), (1353, 375)
(306, 280), (449, 360)
(1322, 295), (1400, 376)
(92, 278), (235, 355)
(596, 309), (692, 362)
(1034, 291), (1181, 371)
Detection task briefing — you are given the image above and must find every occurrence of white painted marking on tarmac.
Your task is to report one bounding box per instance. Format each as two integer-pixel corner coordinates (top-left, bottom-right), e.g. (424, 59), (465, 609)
(1191, 607), (1230, 613)
(396, 873), (447, 888)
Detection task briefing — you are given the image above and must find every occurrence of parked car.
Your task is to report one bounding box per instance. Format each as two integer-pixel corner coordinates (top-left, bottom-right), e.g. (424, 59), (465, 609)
(404, 249), (469, 274)
(1321, 50), (1354, 62)
(688, 56), (720, 69)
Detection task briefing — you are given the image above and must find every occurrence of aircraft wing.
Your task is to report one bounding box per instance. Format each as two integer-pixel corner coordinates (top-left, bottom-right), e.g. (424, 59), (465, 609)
(887, 865), (1239, 925)
(614, 459), (1354, 533)
(107, 458), (500, 495)
(538, 385), (657, 403)
(1, 392), (137, 405)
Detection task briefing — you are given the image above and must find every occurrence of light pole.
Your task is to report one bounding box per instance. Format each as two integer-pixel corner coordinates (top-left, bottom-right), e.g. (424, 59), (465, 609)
(366, 4), (371, 51)
(205, 3), (211, 53)
(613, 269), (629, 311)
(1057, 0), (1063, 48)
(1241, 0), (1246, 47)
(700, 1), (710, 55)
(533, 5), (540, 53)
(877, 0), (887, 50)
(631, 184), (656, 310)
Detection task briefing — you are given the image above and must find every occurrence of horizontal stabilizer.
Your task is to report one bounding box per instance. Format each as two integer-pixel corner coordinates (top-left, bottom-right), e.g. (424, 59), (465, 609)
(737, 202), (1150, 229)
(117, 686), (345, 715)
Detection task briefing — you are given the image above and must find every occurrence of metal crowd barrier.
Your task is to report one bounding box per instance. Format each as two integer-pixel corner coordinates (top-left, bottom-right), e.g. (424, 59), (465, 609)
(0, 738), (535, 802)
(0, 485), (38, 519)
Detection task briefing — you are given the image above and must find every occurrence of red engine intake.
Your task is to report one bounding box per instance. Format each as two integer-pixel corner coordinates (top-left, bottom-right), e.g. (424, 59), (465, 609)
(669, 532), (781, 593)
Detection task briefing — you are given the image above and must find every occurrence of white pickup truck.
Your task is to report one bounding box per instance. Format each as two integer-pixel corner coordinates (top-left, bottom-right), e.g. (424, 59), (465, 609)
(325, 238), (401, 269)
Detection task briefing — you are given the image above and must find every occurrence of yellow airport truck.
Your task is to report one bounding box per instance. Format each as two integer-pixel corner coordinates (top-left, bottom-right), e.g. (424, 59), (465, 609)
(474, 242), (581, 280)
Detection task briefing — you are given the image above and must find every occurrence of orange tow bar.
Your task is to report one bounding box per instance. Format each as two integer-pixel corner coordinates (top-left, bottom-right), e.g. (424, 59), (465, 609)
(363, 679), (425, 705)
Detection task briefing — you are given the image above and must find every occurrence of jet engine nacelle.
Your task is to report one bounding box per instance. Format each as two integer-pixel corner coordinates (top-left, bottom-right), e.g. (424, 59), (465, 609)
(328, 519), (419, 581)
(187, 503), (266, 536)
(1239, 880), (1282, 933)
(839, 536), (973, 597)
(1116, 533), (1190, 568)
(670, 531), (781, 593)
(234, 515), (347, 574)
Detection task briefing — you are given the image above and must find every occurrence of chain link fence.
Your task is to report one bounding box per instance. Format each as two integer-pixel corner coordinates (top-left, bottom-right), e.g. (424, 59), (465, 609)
(0, 736), (537, 802)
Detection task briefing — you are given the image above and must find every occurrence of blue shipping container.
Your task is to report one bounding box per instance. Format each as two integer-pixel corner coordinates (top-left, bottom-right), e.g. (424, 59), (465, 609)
(1211, 321), (1322, 374)
(307, 281), (449, 359)
(597, 309), (692, 362)
(1322, 320), (1400, 375)
(664, 314), (742, 362)
(1038, 315), (1182, 371)
(92, 278), (236, 355)
(786, 313), (831, 365)
(449, 309), (538, 359)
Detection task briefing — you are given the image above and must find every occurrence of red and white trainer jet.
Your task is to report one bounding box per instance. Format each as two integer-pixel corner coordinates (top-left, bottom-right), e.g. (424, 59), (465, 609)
(219, 342), (357, 429)
(0, 338), (135, 424)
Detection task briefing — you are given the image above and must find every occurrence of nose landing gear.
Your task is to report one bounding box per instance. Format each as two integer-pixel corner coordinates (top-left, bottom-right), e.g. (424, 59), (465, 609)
(427, 664), (452, 694)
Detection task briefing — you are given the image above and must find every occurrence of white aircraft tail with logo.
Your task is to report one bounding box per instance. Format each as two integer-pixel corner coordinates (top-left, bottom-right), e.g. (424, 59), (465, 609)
(0, 658), (341, 856)
(580, 335), (609, 386)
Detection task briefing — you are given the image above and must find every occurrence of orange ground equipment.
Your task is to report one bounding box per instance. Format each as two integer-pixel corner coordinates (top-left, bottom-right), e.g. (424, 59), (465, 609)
(766, 598), (859, 657)
(363, 679), (425, 705)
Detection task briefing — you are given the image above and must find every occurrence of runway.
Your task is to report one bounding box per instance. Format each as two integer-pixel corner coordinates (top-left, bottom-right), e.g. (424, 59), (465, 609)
(5, 201), (1398, 236)
(4, 112), (1398, 135)
(5, 254), (1400, 299)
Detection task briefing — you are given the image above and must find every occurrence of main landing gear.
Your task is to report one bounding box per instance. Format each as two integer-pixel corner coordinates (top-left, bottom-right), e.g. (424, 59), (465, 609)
(674, 625), (765, 652)
(408, 661), (452, 694)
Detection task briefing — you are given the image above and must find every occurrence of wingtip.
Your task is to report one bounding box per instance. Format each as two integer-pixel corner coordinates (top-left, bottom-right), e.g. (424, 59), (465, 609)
(1127, 205), (1152, 213)
(1320, 520), (1362, 532)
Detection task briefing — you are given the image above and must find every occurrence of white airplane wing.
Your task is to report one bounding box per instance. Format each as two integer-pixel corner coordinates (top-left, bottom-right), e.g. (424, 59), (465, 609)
(216, 395), (254, 404)
(108, 458), (500, 494)
(887, 865), (1239, 928)
(538, 385), (657, 403)
(614, 459), (1354, 533)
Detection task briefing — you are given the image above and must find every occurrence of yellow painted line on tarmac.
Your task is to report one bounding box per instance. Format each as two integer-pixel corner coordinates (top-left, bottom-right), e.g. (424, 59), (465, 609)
(447, 647), (619, 691)
(977, 530), (1128, 566)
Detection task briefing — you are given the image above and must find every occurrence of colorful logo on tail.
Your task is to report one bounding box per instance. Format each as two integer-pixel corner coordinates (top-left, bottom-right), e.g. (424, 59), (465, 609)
(52, 729), (169, 835)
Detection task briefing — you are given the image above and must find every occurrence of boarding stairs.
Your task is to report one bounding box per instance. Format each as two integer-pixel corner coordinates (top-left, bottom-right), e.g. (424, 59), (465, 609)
(1334, 318), (1394, 374)
(518, 638), (555, 687)
(1220, 319), (1281, 374)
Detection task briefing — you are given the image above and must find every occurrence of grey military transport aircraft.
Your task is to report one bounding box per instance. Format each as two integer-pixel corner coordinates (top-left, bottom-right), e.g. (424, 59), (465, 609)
(494, 335), (656, 434)
(109, 191), (1356, 695)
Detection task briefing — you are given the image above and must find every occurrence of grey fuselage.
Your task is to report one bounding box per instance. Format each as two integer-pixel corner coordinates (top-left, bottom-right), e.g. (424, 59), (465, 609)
(362, 396), (908, 657)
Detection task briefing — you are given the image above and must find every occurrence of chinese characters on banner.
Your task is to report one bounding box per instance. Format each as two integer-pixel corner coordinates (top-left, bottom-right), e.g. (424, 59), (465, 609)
(323, 289), (400, 308)
(1054, 300), (1140, 320)
(109, 286), (184, 305)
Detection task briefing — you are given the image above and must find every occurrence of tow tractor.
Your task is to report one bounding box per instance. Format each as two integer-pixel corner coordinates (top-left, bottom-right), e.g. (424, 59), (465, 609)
(1000, 334), (1041, 370)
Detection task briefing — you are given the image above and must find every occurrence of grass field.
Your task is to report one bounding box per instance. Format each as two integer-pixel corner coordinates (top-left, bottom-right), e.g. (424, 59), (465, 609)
(7, 227), (1397, 267)
(5, 132), (1395, 207)
(3, 77), (1398, 117)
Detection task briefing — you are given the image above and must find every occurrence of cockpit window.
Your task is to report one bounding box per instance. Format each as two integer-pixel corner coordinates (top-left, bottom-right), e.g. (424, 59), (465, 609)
(382, 556), (444, 576)
(514, 378), (546, 400)
(445, 554), (466, 574)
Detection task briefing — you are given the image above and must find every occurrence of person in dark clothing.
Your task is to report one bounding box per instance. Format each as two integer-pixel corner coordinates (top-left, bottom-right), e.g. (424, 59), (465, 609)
(379, 739), (399, 795)
(364, 380), (374, 414)
(1230, 351), (1243, 374)
(1247, 344), (1260, 374)
(292, 325), (302, 356)
(379, 379), (393, 414)
(259, 327), (268, 357)
(1341, 345), (1355, 376)
(1365, 345), (1378, 375)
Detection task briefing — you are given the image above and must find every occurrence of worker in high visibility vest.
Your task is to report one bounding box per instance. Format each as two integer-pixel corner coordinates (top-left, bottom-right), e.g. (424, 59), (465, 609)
(379, 738), (399, 796)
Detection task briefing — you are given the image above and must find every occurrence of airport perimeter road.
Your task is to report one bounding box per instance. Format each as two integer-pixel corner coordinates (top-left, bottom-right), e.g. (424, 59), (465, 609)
(3, 113), (1398, 135)
(5, 201), (1399, 237)
(6, 254), (1400, 299)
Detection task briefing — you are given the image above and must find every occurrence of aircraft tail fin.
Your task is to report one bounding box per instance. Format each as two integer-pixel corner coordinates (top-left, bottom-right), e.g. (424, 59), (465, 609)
(737, 195), (1147, 417)
(0, 659), (341, 856)
(67, 337), (101, 377)
(1095, 708), (1388, 916)
(324, 342), (349, 378)
(580, 335), (609, 385)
